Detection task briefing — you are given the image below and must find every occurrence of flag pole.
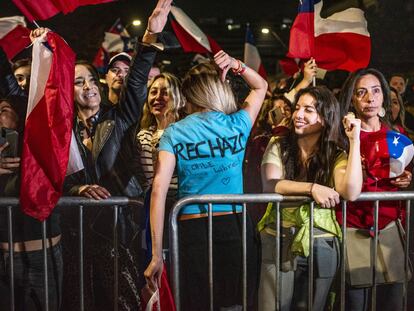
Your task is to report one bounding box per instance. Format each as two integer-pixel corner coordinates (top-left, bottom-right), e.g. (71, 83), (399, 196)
(312, 76), (316, 87)
(33, 21), (41, 28)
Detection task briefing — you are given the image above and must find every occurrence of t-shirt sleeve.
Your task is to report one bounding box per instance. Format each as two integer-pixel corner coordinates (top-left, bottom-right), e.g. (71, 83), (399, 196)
(158, 126), (175, 154)
(334, 150), (348, 170)
(262, 137), (282, 168)
(237, 109), (253, 133)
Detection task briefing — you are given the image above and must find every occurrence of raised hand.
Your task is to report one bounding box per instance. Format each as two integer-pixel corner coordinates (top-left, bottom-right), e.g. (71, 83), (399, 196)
(214, 50), (238, 82)
(303, 58), (317, 83)
(342, 112), (361, 141)
(29, 27), (50, 42)
(390, 170), (412, 188)
(147, 0), (173, 34)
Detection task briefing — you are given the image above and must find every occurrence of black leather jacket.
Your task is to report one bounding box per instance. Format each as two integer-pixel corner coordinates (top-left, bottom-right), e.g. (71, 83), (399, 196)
(64, 42), (156, 197)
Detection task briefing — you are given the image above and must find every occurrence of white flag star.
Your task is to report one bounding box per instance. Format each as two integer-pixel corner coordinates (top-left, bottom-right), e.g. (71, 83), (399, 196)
(393, 136), (400, 146)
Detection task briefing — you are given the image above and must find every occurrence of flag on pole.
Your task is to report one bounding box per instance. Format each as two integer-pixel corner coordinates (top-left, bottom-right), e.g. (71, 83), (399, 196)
(170, 5), (221, 54)
(244, 25), (267, 79)
(93, 18), (132, 73)
(0, 16), (31, 60)
(286, 0), (370, 72)
(20, 31), (76, 221)
(12, 0), (116, 22)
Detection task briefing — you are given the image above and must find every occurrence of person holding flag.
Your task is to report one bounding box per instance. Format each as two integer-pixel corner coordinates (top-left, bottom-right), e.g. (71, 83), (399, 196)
(338, 68), (414, 311)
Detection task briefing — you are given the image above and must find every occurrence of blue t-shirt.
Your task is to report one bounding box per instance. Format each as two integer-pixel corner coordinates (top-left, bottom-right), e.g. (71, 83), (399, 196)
(159, 110), (252, 214)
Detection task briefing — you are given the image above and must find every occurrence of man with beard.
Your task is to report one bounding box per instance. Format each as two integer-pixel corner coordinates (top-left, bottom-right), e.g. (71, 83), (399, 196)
(105, 52), (131, 105)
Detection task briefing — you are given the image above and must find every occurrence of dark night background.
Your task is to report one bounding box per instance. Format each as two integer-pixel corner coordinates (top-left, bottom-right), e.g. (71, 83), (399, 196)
(1, 0), (414, 79)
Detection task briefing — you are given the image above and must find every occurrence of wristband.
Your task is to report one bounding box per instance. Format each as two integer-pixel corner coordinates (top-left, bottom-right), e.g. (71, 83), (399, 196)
(231, 59), (247, 75)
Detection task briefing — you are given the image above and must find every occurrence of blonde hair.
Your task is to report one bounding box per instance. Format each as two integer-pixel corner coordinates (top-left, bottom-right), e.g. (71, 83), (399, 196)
(182, 62), (237, 114)
(140, 73), (185, 129)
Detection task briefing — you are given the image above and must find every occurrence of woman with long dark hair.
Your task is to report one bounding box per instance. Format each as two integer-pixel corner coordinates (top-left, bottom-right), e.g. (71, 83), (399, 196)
(338, 68), (413, 311)
(258, 86), (362, 311)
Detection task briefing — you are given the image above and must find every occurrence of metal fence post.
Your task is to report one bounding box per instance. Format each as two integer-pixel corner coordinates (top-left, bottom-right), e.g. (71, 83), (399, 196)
(208, 203), (214, 311)
(113, 204), (119, 311)
(308, 201), (314, 311)
(7, 205), (15, 311)
(340, 201), (347, 311)
(371, 200), (379, 311)
(79, 205), (84, 311)
(275, 202), (281, 311)
(403, 200), (411, 311)
(242, 203), (247, 310)
(42, 221), (49, 311)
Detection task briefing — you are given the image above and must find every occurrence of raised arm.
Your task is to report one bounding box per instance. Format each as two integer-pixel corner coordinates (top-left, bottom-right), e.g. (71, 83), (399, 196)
(144, 150), (176, 289)
(120, 0), (172, 126)
(334, 113), (362, 201)
(214, 50), (268, 123)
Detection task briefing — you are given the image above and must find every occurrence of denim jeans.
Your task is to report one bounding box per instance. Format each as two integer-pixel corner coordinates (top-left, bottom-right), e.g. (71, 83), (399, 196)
(0, 242), (63, 311)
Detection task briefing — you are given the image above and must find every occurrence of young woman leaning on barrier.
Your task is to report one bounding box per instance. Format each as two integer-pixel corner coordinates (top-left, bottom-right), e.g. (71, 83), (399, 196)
(144, 51), (268, 310)
(337, 68), (414, 311)
(258, 86), (363, 311)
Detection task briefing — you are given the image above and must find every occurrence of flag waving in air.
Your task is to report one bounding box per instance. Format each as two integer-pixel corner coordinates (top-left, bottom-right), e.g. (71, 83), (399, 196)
(287, 0), (371, 72)
(20, 31), (76, 221)
(170, 5), (221, 54)
(244, 25), (267, 79)
(0, 16), (31, 60)
(12, 0), (116, 22)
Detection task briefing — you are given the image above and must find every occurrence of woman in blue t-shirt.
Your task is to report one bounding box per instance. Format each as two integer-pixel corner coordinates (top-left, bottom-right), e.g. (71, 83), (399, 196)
(144, 50), (267, 310)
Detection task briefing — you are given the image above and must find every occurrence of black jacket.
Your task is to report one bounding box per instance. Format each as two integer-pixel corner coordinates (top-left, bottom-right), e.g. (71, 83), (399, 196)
(63, 42), (155, 197)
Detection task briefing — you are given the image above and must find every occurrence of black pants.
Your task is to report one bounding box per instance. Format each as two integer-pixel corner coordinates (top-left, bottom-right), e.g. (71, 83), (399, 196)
(0, 243), (63, 311)
(178, 213), (259, 311)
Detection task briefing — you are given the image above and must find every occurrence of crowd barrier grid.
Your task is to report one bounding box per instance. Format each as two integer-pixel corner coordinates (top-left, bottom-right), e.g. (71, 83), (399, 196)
(0, 196), (144, 311)
(169, 192), (414, 311)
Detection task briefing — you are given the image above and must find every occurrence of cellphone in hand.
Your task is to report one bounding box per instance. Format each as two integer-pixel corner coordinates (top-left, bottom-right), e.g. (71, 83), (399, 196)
(270, 107), (284, 125)
(0, 128), (19, 158)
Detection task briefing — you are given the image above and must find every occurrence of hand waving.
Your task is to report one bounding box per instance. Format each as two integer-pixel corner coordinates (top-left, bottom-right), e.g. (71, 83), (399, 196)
(147, 0), (173, 34)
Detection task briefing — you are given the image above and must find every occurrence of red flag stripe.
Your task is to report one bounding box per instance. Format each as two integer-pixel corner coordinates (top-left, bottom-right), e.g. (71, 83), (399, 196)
(0, 25), (31, 60)
(21, 32), (75, 221)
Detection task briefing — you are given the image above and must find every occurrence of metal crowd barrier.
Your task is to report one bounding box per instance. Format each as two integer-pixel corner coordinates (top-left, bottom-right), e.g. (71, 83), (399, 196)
(0, 196), (143, 311)
(169, 192), (414, 311)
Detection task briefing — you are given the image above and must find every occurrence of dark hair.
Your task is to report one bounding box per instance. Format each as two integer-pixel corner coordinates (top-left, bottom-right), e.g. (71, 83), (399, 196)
(280, 86), (345, 186)
(389, 73), (406, 82)
(12, 58), (31, 73)
(339, 68), (392, 128)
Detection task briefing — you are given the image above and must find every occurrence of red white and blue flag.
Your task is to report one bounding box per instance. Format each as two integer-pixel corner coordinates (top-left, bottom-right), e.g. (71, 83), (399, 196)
(170, 5), (221, 55)
(21, 31), (76, 221)
(285, 0), (370, 73)
(0, 16), (31, 60)
(362, 129), (414, 180)
(244, 25), (267, 79)
(93, 18), (132, 73)
(12, 0), (116, 22)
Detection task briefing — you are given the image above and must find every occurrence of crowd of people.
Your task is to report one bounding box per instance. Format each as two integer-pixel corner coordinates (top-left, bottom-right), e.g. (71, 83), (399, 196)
(0, 0), (414, 310)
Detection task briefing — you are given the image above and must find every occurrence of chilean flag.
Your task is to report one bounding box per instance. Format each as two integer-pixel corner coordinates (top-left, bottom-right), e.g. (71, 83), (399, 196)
(362, 129), (414, 180)
(244, 25), (267, 79)
(20, 31), (76, 221)
(0, 16), (31, 60)
(12, 0), (116, 22)
(287, 0), (371, 72)
(170, 5), (221, 55)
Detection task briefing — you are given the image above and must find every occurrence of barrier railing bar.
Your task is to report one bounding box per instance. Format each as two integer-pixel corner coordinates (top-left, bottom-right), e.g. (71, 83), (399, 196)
(7, 205), (15, 311)
(275, 201), (281, 311)
(208, 202), (214, 311)
(42, 221), (49, 311)
(403, 200), (410, 311)
(340, 200), (347, 311)
(79, 205), (84, 311)
(371, 200), (379, 311)
(308, 201), (314, 311)
(113, 205), (119, 311)
(169, 202), (181, 310)
(242, 203), (247, 310)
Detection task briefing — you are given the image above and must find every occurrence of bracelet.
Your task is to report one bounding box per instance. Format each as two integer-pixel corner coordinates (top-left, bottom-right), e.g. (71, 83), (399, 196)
(231, 59), (247, 75)
(309, 183), (315, 196)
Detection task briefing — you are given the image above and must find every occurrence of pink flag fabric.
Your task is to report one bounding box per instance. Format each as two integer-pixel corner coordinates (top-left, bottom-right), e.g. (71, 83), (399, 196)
(170, 5), (221, 55)
(12, 0), (116, 22)
(244, 25), (267, 79)
(287, 0), (370, 72)
(0, 16), (31, 60)
(20, 31), (76, 221)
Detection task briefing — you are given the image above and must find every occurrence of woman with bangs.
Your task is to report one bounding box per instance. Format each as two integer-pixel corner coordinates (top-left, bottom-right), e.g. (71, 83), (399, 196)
(144, 51), (268, 310)
(258, 86), (362, 311)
